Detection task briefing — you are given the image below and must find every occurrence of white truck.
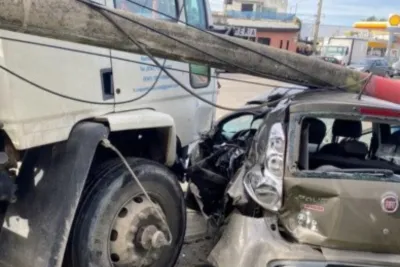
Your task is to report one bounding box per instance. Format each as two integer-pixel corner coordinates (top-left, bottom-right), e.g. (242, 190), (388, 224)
(321, 37), (369, 65)
(0, 0), (219, 267)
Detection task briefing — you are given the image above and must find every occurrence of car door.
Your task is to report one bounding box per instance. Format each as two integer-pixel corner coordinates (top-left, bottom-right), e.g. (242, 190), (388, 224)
(375, 59), (386, 76)
(370, 60), (381, 75)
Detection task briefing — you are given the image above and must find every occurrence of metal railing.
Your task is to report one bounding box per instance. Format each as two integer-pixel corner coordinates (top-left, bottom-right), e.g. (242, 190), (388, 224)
(226, 10), (296, 21)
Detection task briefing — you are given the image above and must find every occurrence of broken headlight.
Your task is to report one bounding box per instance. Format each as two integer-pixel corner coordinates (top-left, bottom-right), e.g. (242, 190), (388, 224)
(243, 123), (284, 212)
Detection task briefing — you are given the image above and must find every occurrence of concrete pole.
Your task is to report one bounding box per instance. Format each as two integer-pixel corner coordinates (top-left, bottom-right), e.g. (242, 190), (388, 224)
(312, 0), (323, 53)
(0, 0), (370, 91)
(386, 28), (394, 63)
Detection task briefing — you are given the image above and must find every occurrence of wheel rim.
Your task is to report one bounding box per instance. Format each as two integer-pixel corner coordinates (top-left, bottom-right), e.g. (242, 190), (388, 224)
(109, 196), (170, 266)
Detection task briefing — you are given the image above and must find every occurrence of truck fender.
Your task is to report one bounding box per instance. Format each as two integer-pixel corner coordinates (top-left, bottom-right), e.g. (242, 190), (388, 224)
(95, 109), (177, 166)
(0, 121), (109, 267)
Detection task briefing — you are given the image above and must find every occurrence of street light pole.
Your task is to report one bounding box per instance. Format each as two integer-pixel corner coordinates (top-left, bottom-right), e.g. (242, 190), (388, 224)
(312, 0), (323, 53)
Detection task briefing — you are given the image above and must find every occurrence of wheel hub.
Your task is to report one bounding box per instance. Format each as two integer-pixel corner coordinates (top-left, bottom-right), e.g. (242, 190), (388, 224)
(109, 196), (170, 266)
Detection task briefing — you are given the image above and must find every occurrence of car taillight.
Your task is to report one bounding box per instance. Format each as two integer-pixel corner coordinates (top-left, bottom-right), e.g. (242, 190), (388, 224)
(359, 107), (400, 117)
(243, 123), (285, 212)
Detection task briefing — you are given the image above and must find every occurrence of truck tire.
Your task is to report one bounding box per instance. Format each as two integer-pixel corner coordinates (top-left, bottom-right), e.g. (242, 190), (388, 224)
(65, 157), (186, 267)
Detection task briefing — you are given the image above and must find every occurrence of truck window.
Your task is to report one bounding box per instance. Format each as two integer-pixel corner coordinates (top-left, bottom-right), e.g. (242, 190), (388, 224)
(185, 0), (210, 88)
(185, 0), (207, 28)
(114, 0), (178, 20)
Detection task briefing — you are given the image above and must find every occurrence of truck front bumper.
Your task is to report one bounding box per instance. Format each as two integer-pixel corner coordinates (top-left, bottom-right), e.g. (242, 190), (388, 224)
(208, 211), (400, 267)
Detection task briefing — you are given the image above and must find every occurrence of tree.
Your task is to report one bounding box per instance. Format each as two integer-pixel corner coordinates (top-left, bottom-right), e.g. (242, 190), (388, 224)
(363, 16), (386, 21)
(294, 16), (302, 30)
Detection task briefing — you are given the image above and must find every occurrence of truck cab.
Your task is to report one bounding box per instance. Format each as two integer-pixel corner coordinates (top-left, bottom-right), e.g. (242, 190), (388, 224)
(0, 1), (219, 267)
(0, 0), (217, 156)
(321, 37), (368, 65)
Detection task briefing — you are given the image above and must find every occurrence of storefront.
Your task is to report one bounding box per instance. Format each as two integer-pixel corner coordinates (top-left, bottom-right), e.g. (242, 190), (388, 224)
(229, 25), (299, 52)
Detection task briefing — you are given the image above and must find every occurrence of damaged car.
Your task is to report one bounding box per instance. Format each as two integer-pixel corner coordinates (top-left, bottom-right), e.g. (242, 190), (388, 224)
(186, 88), (400, 267)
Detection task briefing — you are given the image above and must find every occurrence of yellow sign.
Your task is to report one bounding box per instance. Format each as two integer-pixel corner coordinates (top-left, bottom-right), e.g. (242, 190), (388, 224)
(389, 14), (400, 26)
(353, 21), (387, 30)
(353, 14), (400, 30)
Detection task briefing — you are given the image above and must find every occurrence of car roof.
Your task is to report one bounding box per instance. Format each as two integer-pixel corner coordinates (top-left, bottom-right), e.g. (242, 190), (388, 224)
(366, 57), (386, 61)
(246, 86), (307, 105)
(290, 90), (400, 111)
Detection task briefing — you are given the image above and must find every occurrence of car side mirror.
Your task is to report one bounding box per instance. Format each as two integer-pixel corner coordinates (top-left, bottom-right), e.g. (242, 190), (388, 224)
(345, 48), (349, 55)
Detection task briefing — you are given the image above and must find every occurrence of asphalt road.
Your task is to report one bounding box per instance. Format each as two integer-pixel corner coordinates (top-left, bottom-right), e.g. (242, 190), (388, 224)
(215, 73), (294, 119)
(175, 73), (290, 267)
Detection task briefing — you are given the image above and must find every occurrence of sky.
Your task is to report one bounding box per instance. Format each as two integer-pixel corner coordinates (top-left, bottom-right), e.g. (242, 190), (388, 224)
(290, 0), (400, 26)
(209, 0), (400, 26)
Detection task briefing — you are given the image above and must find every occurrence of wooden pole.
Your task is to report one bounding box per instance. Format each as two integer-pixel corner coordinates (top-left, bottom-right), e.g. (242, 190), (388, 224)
(0, 0), (399, 95)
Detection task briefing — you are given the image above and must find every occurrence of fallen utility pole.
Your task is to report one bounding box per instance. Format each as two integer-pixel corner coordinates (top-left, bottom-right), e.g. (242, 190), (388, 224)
(1, 0), (400, 100)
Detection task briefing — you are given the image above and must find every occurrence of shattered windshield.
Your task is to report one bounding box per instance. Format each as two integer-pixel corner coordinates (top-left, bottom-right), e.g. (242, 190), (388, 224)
(222, 115), (263, 139)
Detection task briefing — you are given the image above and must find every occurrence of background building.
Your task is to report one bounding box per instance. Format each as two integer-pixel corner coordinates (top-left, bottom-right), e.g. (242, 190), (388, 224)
(212, 0), (299, 52)
(225, 0), (288, 13)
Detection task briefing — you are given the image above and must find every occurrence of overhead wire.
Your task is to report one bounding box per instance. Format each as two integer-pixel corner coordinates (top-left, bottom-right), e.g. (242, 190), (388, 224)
(118, 0), (336, 87)
(78, 2), (289, 111)
(0, 0), (373, 110)
(77, 0), (324, 88)
(85, 1), (371, 112)
(0, 34), (309, 89)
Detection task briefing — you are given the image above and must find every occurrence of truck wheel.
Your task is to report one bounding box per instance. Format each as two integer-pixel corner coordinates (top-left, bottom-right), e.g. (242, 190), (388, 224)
(65, 158), (186, 267)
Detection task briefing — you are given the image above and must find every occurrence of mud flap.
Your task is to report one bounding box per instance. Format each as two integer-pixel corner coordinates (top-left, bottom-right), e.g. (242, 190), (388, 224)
(0, 122), (109, 267)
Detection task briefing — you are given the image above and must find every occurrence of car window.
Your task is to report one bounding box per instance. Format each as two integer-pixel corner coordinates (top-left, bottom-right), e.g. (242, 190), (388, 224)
(374, 60), (382, 66)
(359, 129), (373, 147)
(115, 0), (178, 20)
(322, 119), (372, 148)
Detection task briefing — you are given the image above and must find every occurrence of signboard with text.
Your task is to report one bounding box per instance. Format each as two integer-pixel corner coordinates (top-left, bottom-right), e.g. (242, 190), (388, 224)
(233, 27), (257, 37)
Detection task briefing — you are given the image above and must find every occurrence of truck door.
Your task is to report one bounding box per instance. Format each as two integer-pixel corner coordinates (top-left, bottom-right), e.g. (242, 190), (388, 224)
(110, 0), (217, 147)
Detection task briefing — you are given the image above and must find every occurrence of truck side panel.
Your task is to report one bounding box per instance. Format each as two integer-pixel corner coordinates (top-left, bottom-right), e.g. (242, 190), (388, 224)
(111, 0), (217, 147)
(351, 39), (368, 64)
(0, 30), (114, 150)
(0, 122), (108, 267)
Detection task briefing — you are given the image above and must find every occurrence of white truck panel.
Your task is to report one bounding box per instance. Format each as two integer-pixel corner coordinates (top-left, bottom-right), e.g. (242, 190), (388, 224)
(350, 39), (368, 64)
(111, 49), (216, 147)
(0, 0), (218, 150)
(327, 38), (368, 65)
(0, 30), (114, 150)
(96, 109), (177, 165)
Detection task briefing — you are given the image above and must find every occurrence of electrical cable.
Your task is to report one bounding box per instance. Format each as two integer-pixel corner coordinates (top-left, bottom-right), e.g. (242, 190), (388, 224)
(88, 2), (373, 111)
(114, 0), (335, 87)
(0, 2), (373, 110)
(0, 1), (185, 106)
(101, 138), (173, 243)
(78, 0), (323, 88)
(0, 34), (311, 90)
(94, 7), (305, 111)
